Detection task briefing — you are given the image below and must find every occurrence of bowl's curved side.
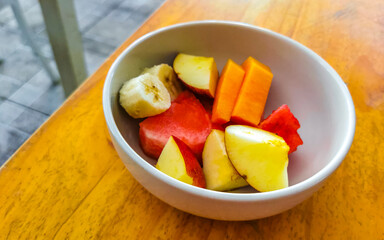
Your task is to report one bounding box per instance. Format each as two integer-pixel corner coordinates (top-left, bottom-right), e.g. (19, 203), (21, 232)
(102, 20), (356, 220)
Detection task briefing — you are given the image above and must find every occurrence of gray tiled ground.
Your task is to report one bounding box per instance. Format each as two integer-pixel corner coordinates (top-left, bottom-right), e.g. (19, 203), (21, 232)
(0, 47), (43, 83)
(0, 29), (23, 59)
(0, 123), (29, 162)
(0, 0), (164, 165)
(0, 75), (23, 99)
(84, 8), (149, 47)
(6, 4), (46, 33)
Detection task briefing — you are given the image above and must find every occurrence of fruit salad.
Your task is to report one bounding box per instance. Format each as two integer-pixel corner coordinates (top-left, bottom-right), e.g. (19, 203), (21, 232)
(119, 53), (303, 192)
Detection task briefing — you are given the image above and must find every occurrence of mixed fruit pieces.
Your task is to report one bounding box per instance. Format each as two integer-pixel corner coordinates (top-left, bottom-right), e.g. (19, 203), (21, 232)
(119, 53), (303, 192)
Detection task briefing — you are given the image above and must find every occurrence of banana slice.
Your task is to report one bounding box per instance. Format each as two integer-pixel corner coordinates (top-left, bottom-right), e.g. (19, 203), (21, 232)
(119, 73), (171, 118)
(142, 64), (183, 100)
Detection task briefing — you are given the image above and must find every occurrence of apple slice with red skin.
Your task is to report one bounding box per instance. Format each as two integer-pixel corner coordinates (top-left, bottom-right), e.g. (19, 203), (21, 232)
(173, 53), (219, 98)
(156, 136), (206, 188)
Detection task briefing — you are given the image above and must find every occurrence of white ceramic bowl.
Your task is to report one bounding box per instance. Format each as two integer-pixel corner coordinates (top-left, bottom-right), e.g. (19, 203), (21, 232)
(103, 21), (355, 220)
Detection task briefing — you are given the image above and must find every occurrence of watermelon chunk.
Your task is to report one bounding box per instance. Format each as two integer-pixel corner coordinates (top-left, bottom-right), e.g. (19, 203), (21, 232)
(197, 96), (225, 131)
(139, 91), (212, 161)
(258, 104), (303, 154)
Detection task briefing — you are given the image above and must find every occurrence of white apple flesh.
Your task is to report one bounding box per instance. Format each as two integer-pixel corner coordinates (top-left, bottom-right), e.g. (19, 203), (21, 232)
(173, 53), (219, 98)
(156, 136), (206, 188)
(202, 129), (248, 191)
(225, 125), (290, 192)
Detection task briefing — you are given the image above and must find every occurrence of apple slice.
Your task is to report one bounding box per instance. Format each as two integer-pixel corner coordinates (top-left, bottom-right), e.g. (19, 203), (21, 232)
(202, 129), (248, 191)
(173, 53), (219, 98)
(156, 136), (206, 188)
(225, 125), (290, 192)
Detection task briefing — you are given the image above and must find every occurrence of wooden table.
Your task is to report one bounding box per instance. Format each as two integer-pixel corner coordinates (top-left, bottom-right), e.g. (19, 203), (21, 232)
(1, 0), (383, 239)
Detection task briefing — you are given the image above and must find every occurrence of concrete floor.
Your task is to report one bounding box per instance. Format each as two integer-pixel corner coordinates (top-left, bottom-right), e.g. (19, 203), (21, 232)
(0, 0), (164, 165)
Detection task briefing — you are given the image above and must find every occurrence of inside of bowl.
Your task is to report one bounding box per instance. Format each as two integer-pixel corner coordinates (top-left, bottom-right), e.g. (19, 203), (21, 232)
(109, 22), (352, 190)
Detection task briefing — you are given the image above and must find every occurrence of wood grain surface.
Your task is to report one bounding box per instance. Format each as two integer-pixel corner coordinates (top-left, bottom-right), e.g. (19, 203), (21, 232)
(1, 0), (383, 239)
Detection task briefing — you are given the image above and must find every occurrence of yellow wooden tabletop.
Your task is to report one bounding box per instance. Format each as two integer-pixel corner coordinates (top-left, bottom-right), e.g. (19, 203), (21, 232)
(1, 0), (383, 239)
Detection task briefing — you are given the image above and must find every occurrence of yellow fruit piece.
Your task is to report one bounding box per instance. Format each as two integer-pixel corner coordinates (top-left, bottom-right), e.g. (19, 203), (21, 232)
(142, 64), (182, 101)
(173, 53), (219, 98)
(225, 125), (290, 192)
(156, 137), (193, 185)
(203, 129), (248, 191)
(119, 73), (170, 118)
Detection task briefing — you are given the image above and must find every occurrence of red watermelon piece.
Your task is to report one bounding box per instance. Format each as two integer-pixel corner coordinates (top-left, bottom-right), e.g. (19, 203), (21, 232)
(139, 91), (212, 161)
(196, 95), (225, 131)
(258, 104), (303, 154)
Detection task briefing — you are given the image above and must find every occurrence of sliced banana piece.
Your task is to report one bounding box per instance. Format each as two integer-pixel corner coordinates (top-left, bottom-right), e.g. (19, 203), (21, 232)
(142, 64), (183, 101)
(119, 73), (171, 118)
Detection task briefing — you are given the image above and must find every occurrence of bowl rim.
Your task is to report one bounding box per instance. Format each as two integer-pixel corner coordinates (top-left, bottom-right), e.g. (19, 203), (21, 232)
(103, 20), (356, 201)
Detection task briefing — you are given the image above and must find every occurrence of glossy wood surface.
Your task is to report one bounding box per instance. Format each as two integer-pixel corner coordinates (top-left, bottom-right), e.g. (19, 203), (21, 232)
(1, 0), (383, 239)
